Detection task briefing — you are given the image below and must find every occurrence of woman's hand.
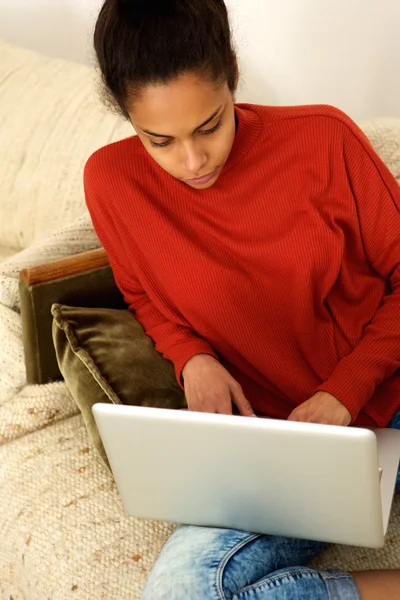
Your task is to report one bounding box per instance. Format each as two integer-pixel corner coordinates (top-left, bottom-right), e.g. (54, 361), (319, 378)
(287, 391), (352, 426)
(182, 354), (256, 417)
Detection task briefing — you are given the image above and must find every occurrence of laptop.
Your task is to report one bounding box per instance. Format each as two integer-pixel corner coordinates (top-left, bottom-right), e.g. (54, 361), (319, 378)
(92, 403), (400, 548)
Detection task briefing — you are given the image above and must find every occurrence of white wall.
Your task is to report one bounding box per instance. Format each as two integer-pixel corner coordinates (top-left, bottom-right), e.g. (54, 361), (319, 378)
(0, 0), (100, 66)
(227, 0), (400, 121)
(0, 0), (399, 122)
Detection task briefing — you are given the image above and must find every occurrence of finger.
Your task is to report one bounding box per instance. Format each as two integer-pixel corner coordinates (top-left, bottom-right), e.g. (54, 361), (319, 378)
(216, 392), (234, 415)
(287, 409), (306, 422)
(186, 394), (213, 413)
(218, 387), (233, 415)
(287, 412), (299, 421)
(231, 383), (256, 417)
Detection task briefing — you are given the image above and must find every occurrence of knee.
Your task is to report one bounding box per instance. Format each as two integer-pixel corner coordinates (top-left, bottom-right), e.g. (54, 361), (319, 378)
(141, 526), (246, 600)
(142, 527), (220, 600)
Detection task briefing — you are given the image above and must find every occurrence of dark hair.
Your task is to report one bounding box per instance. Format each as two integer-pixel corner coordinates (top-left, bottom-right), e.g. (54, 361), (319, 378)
(93, 0), (238, 118)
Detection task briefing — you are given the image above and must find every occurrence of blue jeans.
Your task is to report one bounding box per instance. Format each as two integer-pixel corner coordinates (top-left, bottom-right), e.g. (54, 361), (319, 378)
(142, 410), (400, 599)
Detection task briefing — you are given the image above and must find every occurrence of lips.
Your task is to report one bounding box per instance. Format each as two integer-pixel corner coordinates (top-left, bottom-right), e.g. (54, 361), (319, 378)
(186, 169), (217, 185)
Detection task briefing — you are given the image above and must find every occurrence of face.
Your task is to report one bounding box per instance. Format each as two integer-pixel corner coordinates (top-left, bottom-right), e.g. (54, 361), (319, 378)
(128, 73), (236, 189)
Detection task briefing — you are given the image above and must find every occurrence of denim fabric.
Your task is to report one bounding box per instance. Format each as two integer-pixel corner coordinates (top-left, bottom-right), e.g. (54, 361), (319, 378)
(388, 408), (400, 490)
(142, 408), (400, 599)
(141, 527), (360, 599)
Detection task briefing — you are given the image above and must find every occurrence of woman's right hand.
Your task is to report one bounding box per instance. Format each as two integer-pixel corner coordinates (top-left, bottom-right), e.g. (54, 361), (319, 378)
(182, 354), (256, 417)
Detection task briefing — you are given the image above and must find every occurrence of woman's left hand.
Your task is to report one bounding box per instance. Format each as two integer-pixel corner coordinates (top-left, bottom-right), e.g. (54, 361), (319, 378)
(287, 391), (352, 426)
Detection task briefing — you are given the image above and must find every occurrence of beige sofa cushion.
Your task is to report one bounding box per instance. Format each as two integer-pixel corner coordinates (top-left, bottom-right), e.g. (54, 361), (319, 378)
(0, 246), (17, 263)
(0, 413), (176, 600)
(359, 118), (400, 182)
(0, 39), (132, 251)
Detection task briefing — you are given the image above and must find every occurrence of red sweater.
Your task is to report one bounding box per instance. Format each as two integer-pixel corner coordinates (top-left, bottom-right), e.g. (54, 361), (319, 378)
(84, 103), (400, 427)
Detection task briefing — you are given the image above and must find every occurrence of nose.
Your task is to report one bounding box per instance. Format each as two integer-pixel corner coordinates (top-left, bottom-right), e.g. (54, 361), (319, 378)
(180, 141), (208, 176)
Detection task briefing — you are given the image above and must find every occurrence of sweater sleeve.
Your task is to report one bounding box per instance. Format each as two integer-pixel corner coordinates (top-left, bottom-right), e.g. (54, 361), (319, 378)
(316, 123), (400, 421)
(83, 163), (217, 385)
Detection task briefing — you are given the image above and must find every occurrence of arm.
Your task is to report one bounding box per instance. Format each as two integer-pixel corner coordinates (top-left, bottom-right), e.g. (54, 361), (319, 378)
(114, 267), (218, 384)
(315, 124), (400, 422)
(84, 167), (217, 384)
(105, 250), (254, 416)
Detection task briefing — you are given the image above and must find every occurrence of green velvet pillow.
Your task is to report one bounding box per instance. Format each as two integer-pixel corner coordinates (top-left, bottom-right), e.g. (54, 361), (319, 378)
(51, 304), (186, 470)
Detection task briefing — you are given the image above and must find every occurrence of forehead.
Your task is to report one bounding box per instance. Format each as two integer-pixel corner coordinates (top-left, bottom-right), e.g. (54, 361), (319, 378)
(129, 74), (229, 133)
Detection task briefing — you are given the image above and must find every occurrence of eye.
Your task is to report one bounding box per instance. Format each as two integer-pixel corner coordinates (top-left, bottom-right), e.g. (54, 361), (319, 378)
(149, 118), (222, 148)
(150, 139), (172, 148)
(200, 119), (222, 136)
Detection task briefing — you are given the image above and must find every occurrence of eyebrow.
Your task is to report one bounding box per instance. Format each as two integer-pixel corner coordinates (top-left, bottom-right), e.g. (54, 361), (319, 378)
(140, 105), (223, 138)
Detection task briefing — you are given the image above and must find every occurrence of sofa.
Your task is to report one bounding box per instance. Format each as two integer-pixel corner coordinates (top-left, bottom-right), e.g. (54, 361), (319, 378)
(1, 38), (400, 599)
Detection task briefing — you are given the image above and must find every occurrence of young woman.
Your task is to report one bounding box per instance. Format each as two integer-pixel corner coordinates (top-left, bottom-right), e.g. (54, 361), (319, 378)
(85, 0), (400, 598)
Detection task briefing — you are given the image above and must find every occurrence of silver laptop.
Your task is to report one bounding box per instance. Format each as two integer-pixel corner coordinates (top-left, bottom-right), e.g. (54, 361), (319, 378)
(92, 403), (400, 548)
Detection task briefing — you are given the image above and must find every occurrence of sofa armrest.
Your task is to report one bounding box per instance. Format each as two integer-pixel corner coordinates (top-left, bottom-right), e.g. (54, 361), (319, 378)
(19, 247), (110, 286)
(19, 248), (126, 385)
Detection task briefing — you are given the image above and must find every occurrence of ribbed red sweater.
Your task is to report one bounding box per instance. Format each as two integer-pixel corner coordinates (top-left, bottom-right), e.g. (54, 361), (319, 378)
(84, 103), (400, 427)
